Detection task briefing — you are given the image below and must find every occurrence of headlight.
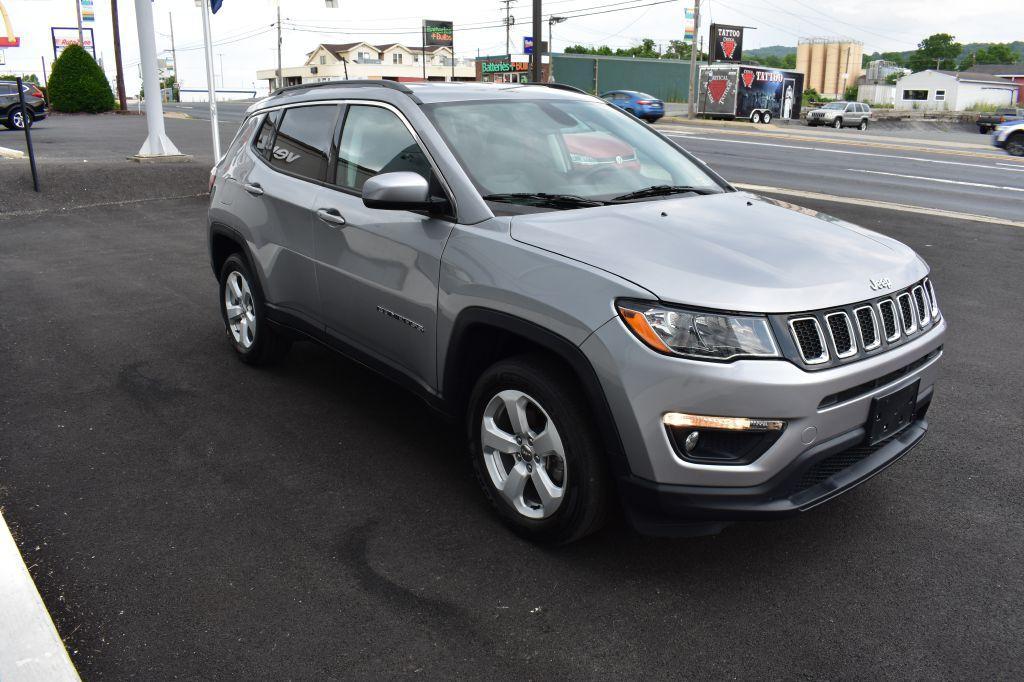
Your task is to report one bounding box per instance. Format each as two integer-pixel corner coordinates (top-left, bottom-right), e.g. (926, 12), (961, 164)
(617, 301), (779, 361)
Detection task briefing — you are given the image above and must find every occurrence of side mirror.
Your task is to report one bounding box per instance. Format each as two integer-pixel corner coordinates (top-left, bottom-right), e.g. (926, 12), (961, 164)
(362, 172), (442, 212)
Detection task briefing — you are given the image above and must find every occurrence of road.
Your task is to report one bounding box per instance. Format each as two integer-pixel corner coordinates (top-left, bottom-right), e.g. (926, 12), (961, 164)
(1, 112), (1023, 678)
(655, 121), (1023, 223)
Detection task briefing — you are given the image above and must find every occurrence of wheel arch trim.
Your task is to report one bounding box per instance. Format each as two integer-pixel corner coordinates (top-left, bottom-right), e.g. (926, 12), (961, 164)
(442, 307), (632, 477)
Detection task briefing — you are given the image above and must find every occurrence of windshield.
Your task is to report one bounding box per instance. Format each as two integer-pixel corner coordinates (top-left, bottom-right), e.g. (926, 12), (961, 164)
(423, 99), (724, 206)
(823, 102), (847, 110)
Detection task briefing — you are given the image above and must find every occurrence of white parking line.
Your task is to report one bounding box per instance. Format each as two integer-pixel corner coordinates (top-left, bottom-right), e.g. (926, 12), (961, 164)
(665, 133), (1024, 172)
(734, 183), (1024, 229)
(846, 169), (1024, 192)
(0, 512), (80, 681)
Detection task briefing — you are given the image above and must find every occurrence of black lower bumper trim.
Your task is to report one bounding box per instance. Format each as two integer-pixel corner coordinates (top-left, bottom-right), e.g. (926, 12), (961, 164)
(619, 399), (931, 536)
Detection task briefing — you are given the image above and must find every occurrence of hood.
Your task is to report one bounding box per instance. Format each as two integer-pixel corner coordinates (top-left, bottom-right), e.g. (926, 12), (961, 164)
(509, 192), (927, 313)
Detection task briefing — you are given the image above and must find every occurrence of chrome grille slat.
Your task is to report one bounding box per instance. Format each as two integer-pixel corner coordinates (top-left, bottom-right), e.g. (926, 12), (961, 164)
(912, 285), (930, 326)
(878, 299), (900, 342)
(789, 317), (829, 364)
(897, 293), (918, 334)
(825, 312), (857, 358)
(924, 278), (939, 318)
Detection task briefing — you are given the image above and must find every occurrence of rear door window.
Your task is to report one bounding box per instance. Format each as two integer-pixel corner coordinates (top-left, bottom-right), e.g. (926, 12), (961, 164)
(268, 104), (339, 182)
(334, 104), (430, 192)
(254, 109), (281, 160)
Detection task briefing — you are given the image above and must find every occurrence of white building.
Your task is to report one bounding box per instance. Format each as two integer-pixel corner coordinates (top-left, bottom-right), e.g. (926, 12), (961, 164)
(256, 42), (475, 91)
(893, 70), (1020, 111)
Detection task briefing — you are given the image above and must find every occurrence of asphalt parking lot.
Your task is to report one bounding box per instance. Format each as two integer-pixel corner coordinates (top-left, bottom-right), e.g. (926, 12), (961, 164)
(1, 113), (1023, 678)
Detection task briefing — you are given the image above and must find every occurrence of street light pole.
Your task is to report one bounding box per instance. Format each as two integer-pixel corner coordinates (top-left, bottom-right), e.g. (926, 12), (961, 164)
(75, 0), (83, 46)
(200, 0), (220, 159)
(111, 0), (127, 110)
(548, 16), (565, 82)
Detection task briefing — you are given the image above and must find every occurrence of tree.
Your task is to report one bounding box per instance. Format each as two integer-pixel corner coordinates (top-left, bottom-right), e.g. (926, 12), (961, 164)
(47, 44), (115, 113)
(781, 53), (797, 69)
(0, 73), (40, 84)
(973, 43), (1020, 65)
(907, 33), (962, 72)
(844, 85), (859, 101)
(802, 88), (823, 105)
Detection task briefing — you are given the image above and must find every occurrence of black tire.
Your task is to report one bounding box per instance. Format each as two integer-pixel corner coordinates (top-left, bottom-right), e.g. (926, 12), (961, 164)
(6, 107), (32, 130)
(750, 111), (762, 124)
(218, 253), (290, 365)
(858, 119), (868, 131)
(979, 125), (989, 134)
(833, 117), (843, 129)
(467, 354), (611, 545)
(1006, 133), (1024, 157)
(762, 111), (772, 124)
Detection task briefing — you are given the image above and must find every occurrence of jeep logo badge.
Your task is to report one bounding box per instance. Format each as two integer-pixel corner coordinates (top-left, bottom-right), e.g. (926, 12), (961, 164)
(869, 277), (894, 291)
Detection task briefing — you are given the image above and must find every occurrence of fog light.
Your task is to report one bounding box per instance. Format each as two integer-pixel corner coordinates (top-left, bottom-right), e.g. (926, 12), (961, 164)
(662, 413), (785, 432)
(684, 431), (700, 453)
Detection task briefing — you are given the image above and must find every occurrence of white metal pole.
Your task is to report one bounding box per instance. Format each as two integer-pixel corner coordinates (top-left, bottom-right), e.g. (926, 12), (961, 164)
(133, 0), (181, 156)
(200, 0), (220, 160)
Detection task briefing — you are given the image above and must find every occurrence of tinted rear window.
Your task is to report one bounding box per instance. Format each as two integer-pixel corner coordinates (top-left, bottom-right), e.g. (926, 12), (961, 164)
(268, 104), (339, 181)
(254, 109), (281, 160)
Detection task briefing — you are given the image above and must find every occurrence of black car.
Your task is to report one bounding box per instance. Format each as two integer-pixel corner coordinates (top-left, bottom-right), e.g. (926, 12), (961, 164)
(0, 80), (47, 130)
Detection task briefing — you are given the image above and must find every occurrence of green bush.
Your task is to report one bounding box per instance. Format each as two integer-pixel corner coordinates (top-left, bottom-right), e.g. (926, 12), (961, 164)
(46, 44), (114, 113)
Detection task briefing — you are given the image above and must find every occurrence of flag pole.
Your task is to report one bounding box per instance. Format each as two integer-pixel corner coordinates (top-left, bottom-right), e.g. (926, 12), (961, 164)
(201, 0), (220, 160)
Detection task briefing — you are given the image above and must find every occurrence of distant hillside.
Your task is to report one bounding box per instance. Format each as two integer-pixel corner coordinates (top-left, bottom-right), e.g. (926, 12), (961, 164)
(746, 45), (796, 58)
(865, 41), (1024, 64)
(750, 41), (1023, 65)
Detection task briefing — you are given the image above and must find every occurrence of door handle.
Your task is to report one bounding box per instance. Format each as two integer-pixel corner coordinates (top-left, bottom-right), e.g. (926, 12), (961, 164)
(243, 182), (264, 196)
(316, 208), (347, 226)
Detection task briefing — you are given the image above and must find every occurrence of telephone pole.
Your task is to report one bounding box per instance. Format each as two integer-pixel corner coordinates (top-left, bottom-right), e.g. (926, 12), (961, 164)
(276, 3), (283, 89)
(531, 0), (541, 83)
(111, 0), (127, 110)
(500, 0), (516, 55)
(687, 0), (700, 119)
(169, 11), (179, 101)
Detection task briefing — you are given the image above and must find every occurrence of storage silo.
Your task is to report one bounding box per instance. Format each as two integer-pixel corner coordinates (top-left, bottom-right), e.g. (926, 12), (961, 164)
(808, 41), (826, 92)
(796, 40), (811, 82)
(824, 41), (840, 97)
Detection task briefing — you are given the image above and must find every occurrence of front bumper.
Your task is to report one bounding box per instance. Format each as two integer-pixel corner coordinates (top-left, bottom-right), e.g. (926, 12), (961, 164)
(581, 312), (945, 530)
(619, 407), (929, 535)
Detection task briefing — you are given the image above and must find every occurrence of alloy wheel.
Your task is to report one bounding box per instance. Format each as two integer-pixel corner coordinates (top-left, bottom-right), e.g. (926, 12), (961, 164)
(480, 389), (567, 519)
(12, 110), (24, 129)
(224, 270), (256, 349)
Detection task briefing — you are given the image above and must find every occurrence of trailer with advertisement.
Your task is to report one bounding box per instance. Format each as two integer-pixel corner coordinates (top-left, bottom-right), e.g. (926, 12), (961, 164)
(698, 64), (804, 124)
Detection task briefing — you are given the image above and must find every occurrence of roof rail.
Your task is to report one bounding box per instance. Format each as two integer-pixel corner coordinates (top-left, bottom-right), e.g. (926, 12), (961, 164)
(529, 81), (590, 95)
(271, 79), (422, 104)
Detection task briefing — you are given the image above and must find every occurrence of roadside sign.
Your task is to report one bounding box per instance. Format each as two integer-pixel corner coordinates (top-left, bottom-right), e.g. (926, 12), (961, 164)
(423, 19), (453, 47)
(1, 0), (21, 47)
(51, 26), (96, 59)
(0, 49), (5, 65)
(710, 24), (744, 63)
(80, 0), (94, 23)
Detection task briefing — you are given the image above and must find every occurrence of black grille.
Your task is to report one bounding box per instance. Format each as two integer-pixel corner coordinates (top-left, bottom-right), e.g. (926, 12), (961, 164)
(791, 318), (825, 362)
(791, 443), (879, 495)
(898, 294), (915, 332)
(879, 300), (898, 340)
(827, 313), (854, 355)
(856, 307), (878, 348)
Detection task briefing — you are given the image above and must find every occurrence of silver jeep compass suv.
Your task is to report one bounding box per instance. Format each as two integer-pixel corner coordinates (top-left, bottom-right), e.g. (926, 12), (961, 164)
(208, 81), (944, 544)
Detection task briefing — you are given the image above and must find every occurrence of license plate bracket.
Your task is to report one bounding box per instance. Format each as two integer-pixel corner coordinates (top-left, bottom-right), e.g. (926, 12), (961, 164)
(866, 380), (920, 446)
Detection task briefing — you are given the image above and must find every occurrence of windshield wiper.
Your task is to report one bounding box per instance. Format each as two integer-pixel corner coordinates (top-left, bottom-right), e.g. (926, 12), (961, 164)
(482, 192), (605, 208)
(611, 185), (718, 202)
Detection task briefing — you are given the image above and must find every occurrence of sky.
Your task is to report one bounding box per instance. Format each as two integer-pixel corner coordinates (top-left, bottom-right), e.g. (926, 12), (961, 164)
(1, 0), (1020, 96)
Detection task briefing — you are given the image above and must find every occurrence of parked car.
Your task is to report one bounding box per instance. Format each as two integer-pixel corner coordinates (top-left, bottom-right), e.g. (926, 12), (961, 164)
(992, 119), (1024, 156)
(978, 108), (1024, 134)
(0, 80), (47, 130)
(600, 90), (664, 122)
(806, 101), (871, 130)
(208, 81), (944, 544)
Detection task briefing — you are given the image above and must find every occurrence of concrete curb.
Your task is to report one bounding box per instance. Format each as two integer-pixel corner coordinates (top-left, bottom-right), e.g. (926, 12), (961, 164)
(0, 511), (80, 681)
(163, 111), (193, 120)
(0, 145), (26, 159)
